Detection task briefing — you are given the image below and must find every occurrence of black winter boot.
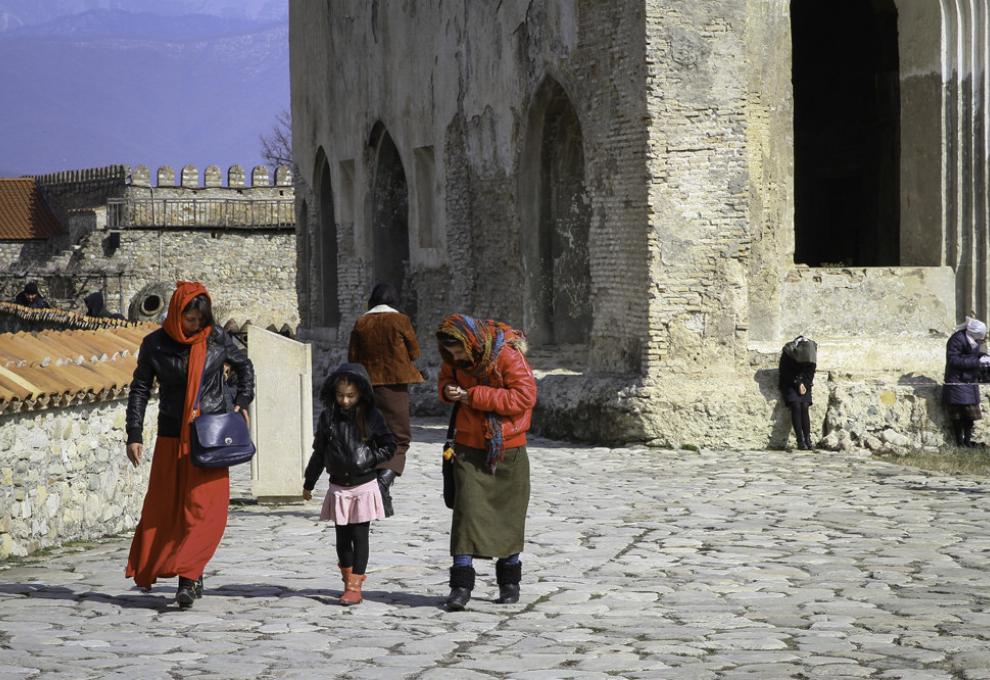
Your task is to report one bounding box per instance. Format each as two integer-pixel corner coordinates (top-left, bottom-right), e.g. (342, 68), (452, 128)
(445, 566), (475, 611)
(194, 576), (204, 599)
(494, 561), (521, 604)
(377, 470), (396, 518)
(176, 577), (197, 609)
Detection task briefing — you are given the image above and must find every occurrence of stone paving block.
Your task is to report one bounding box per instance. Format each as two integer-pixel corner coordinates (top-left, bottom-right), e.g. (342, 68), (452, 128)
(1, 435), (989, 677)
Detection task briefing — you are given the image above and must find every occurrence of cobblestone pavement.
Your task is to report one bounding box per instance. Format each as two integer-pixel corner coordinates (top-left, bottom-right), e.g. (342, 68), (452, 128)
(2, 420), (990, 679)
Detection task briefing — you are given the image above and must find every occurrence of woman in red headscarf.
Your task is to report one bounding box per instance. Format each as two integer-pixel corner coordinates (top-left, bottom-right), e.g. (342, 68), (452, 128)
(124, 281), (255, 608)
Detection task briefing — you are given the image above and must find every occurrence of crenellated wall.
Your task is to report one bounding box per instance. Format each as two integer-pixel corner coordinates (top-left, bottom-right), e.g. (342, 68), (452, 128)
(5, 163), (299, 330)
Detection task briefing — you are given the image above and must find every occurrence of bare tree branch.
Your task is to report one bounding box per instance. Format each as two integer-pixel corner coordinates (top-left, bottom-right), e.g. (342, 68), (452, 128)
(260, 109), (293, 168)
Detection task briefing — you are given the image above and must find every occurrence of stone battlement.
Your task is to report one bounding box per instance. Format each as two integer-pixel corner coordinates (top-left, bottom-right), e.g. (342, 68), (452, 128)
(134, 164), (292, 188)
(32, 164), (292, 190)
(34, 165), (129, 187)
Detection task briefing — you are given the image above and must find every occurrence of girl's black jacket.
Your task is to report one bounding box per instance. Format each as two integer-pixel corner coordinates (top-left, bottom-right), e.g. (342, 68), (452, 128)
(304, 363), (396, 489)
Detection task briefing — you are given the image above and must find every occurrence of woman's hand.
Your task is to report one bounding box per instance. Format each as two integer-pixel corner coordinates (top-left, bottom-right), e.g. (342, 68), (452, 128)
(302, 488), (312, 501)
(799, 383), (807, 396)
(126, 442), (143, 467)
(444, 384), (468, 402)
(234, 405), (250, 427)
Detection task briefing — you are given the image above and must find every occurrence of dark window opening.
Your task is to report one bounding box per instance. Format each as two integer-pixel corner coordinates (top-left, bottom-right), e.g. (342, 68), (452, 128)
(525, 77), (591, 346)
(370, 129), (413, 319)
(792, 0), (901, 267)
(317, 155), (340, 326)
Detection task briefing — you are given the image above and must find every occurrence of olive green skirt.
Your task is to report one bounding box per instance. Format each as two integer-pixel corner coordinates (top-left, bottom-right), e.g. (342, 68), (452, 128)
(450, 444), (530, 558)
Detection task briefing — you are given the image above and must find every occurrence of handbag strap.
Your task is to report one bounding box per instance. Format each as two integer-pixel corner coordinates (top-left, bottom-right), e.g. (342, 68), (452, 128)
(192, 363), (207, 417)
(446, 402), (460, 441)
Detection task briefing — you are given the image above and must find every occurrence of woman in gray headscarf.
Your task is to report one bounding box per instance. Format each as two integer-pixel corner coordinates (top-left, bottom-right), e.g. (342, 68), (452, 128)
(943, 318), (990, 447)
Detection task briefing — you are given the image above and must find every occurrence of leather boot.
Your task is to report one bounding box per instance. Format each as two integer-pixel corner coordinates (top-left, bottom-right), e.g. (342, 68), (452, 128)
(445, 566), (475, 611)
(176, 577), (197, 609)
(377, 470), (396, 518)
(339, 573), (365, 606)
(194, 576), (204, 599)
(339, 565), (352, 592)
(495, 561), (521, 604)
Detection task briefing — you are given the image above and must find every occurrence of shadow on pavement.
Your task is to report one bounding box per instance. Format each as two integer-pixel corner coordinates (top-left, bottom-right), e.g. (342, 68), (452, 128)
(0, 582), (445, 610)
(212, 584), (444, 608)
(0, 583), (171, 610)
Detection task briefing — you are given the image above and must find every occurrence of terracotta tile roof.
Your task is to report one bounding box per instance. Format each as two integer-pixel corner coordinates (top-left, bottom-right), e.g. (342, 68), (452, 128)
(0, 178), (62, 240)
(0, 323), (158, 415)
(0, 301), (137, 331)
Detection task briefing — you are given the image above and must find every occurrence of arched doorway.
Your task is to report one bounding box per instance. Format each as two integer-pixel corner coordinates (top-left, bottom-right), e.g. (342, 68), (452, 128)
(520, 76), (592, 346)
(315, 150), (340, 326)
(791, 0), (901, 267)
(369, 125), (412, 314)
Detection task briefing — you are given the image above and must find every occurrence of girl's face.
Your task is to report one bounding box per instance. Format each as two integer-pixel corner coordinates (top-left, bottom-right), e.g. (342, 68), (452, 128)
(181, 309), (204, 336)
(335, 380), (360, 411)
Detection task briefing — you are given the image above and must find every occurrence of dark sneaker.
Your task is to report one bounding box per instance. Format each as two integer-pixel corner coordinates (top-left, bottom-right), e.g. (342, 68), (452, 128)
(176, 578), (196, 609)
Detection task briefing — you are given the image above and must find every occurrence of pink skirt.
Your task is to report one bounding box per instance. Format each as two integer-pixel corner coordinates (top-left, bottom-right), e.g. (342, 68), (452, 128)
(320, 479), (386, 525)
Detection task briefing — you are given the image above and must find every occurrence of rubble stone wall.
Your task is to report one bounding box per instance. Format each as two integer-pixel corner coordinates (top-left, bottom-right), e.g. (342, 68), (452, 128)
(0, 399), (158, 561)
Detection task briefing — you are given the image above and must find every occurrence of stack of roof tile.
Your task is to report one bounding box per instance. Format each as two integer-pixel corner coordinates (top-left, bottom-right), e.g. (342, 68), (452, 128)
(0, 323), (157, 416)
(0, 302), (137, 331)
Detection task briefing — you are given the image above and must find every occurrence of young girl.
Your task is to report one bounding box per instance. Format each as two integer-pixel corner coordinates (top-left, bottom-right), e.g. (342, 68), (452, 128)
(303, 363), (396, 605)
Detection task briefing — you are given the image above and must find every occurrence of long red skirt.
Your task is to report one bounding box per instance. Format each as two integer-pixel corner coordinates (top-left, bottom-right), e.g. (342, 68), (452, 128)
(126, 435), (230, 588)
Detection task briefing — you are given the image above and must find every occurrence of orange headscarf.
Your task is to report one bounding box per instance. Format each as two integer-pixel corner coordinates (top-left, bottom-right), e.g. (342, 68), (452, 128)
(163, 281), (213, 450)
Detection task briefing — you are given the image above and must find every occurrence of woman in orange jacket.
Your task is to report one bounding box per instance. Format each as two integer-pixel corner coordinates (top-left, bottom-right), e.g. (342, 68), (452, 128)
(436, 313), (537, 611)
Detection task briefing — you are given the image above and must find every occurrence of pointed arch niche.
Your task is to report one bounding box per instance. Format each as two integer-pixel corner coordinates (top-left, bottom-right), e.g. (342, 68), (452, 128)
(314, 148), (340, 327)
(518, 76), (592, 347)
(367, 122), (412, 313)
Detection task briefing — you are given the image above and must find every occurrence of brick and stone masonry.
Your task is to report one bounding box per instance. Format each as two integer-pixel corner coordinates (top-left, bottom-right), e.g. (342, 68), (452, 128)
(289, 0), (990, 453)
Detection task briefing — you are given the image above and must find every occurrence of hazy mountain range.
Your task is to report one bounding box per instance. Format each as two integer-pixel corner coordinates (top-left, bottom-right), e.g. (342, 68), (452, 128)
(0, 0), (289, 178)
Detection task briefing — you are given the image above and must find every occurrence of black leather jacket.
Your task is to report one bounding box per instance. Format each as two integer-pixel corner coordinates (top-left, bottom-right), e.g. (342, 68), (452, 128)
(304, 363), (396, 489)
(126, 327), (255, 444)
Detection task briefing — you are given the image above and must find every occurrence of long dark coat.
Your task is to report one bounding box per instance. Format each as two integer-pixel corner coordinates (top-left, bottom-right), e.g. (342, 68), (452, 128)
(943, 329), (984, 405)
(778, 353), (816, 405)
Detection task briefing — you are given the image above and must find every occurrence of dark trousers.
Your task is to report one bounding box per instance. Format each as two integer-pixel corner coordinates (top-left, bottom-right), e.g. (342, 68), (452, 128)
(947, 404), (981, 447)
(374, 384), (411, 475)
(789, 402), (811, 447)
(335, 522), (371, 574)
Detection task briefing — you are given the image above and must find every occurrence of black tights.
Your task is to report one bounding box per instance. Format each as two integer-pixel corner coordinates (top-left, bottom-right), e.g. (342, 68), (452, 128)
(789, 402), (811, 447)
(335, 522), (371, 575)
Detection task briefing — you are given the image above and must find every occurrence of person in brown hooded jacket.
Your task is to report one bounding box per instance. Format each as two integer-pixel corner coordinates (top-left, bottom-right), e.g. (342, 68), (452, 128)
(347, 283), (423, 516)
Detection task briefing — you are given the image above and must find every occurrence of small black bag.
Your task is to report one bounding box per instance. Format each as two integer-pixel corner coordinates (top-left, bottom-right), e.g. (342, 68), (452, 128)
(442, 403), (460, 509)
(190, 370), (256, 468)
